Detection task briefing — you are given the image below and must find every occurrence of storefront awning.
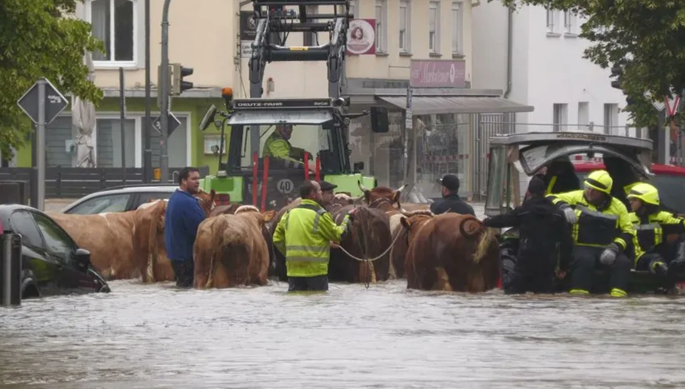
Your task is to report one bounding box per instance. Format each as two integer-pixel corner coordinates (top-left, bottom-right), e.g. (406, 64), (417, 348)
(377, 96), (534, 115)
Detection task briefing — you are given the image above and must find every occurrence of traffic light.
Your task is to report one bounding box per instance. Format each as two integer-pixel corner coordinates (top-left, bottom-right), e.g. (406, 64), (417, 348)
(610, 64), (623, 90)
(172, 63), (194, 95)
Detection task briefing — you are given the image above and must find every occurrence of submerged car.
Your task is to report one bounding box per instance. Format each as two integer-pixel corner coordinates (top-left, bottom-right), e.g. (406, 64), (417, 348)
(0, 204), (109, 299)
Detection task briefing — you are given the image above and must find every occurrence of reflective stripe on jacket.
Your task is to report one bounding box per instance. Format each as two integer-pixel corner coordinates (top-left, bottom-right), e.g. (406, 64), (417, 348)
(547, 190), (634, 251)
(629, 211), (685, 261)
(272, 199), (350, 277)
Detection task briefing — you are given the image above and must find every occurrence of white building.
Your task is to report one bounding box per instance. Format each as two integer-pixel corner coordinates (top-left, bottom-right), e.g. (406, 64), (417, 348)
(471, 1), (633, 136)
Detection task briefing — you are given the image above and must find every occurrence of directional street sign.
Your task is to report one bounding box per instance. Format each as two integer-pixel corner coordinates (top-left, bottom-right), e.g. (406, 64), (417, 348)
(17, 78), (68, 125)
(152, 112), (181, 136)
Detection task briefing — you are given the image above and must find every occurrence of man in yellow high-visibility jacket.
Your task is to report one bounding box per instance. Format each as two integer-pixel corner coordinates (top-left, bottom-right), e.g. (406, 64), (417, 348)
(547, 170), (635, 297)
(273, 180), (355, 292)
(263, 124), (309, 168)
(626, 182), (685, 287)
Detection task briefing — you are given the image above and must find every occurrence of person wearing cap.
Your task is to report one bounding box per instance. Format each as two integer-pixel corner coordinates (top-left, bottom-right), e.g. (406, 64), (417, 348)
(547, 170), (635, 297)
(626, 182), (685, 288)
(318, 180), (338, 207)
(430, 174), (475, 216)
(263, 124), (310, 169)
(482, 176), (573, 294)
(273, 180), (354, 292)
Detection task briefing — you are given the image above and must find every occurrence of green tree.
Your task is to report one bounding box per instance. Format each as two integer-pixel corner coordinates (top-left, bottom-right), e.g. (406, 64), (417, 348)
(494, 0), (685, 128)
(0, 0), (103, 159)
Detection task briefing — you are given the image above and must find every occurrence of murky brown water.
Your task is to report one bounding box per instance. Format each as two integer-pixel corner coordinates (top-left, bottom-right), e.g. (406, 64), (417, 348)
(1, 280), (685, 388)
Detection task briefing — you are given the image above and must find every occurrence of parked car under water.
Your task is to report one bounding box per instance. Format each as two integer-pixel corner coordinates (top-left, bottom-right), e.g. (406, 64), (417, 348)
(0, 204), (109, 299)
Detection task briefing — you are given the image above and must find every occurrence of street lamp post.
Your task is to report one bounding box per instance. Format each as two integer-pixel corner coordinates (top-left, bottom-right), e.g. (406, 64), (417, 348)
(160, 0), (172, 183)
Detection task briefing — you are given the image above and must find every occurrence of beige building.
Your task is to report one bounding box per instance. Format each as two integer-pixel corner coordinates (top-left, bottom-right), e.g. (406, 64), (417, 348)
(33, 0), (532, 199)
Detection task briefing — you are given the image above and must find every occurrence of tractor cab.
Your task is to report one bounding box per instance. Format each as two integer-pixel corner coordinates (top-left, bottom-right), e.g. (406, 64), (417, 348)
(198, 93), (388, 210)
(484, 131), (653, 216)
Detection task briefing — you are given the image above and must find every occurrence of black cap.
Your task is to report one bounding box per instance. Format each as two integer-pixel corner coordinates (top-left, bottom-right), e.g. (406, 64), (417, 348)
(527, 176), (546, 195)
(319, 180), (338, 192)
(439, 174), (460, 191)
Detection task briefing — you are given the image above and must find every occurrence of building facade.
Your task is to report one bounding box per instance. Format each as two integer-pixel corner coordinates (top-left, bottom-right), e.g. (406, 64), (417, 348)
(472, 1), (633, 136)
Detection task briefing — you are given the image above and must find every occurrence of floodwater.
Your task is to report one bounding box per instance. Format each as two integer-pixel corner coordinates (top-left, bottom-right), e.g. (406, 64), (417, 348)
(2, 280), (685, 389)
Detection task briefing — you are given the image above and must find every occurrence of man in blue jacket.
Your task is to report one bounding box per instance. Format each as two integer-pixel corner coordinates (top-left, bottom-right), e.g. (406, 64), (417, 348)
(165, 167), (205, 288)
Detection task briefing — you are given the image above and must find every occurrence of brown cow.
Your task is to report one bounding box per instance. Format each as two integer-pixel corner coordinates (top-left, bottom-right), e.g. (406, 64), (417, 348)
(329, 205), (393, 283)
(401, 211), (500, 292)
(193, 205), (275, 288)
(50, 211), (140, 280)
(50, 190), (216, 282)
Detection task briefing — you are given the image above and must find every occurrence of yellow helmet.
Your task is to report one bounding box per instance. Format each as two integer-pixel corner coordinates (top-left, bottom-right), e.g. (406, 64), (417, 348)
(627, 182), (660, 206)
(584, 170), (613, 194)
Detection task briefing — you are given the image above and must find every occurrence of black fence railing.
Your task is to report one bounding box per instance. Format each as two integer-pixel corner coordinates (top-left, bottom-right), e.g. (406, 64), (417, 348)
(0, 166), (210, 200)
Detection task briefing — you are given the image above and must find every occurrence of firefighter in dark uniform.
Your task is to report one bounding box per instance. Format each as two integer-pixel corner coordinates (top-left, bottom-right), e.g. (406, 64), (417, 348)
(483, 176), (573, 294)
(626, 182), (685, 287)
(430, 173), (475, 216)
(547, 170), (635, 297)
(538, 157), (581, 195)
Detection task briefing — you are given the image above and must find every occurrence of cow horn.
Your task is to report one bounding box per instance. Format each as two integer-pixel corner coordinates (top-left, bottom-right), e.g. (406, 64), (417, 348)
(396, 184), (407, 193)
(358, 180), (368, 192)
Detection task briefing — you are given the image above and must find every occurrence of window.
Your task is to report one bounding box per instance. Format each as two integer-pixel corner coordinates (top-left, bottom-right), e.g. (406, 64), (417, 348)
(399, 0), (410, 53)
(429, 1), (440, 53)
(578, 102), (589, 127)
(96, 118), (136, 168)
(89, 0), (136, 64)
(546, 7), (558, 34)
(604, 103), (618, 134)
(67, 193), (132, 215)
(33, 213), (75, 263)
(564, 11), (576, 34)
(137, 192), (173, 208)
(452, 2), (463, 55)
(303, 5), (318, 46)
(375, 0), (387, 53)
(553, 103), (568, 132)
(10, 211), (44, 249)
(348, 0), (357, 18)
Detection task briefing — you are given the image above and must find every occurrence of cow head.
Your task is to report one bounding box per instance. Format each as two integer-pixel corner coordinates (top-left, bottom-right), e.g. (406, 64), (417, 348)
(358, 181), (406, 209)
(195, 189), (217, 217)
(235, 205), (276, 227)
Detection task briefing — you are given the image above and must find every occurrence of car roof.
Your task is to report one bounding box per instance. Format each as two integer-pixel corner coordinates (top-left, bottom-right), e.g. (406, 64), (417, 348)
(60, 186), (178, 213)
(0, 204), (47, 232)
(573, 162), (685, 176)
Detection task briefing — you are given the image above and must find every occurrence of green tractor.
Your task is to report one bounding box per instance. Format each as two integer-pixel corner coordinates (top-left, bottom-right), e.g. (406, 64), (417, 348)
(198, 91), (388, 209)
(198, 0), (389, 209)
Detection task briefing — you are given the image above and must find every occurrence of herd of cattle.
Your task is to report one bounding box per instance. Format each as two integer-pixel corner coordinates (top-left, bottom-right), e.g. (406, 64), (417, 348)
(48, 182), (501, 292)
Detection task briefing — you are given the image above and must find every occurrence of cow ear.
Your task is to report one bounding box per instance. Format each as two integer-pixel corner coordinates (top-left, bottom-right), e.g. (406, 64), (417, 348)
(263, 210), (276, 223)
(400, 217), (412, 229)
(209, 189), (216, 200)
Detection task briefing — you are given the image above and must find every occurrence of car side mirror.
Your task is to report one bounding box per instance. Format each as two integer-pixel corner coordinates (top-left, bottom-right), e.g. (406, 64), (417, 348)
(74, 248), (92, 271)
(370, 106), (389, 133)
(199, 105), (217, 131)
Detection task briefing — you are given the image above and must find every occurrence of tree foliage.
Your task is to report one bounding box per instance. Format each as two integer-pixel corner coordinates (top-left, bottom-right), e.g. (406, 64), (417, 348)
(0, 0), (103, 158)
(494, 0), (685, 128)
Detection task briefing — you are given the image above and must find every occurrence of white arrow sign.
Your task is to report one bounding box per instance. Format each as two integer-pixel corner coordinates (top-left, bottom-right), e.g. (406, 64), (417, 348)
(644, 91), (666, 112)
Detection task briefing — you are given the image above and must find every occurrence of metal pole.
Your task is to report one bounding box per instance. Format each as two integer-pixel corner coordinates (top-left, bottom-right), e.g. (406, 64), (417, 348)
(160, 0), (172, 184)
(2, 234), (11, 306)
(37, 79), (46, 211)
(144, 0), (152, 183)
(119, 68), (127, 183)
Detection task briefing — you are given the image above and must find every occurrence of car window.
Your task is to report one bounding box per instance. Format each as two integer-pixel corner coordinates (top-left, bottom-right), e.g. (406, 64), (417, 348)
(10, 211), (44, 248)
(68, 193), (132, 214)
(137, 192), (173, 208)
(32, 213), (75, 263)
